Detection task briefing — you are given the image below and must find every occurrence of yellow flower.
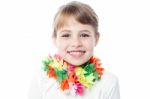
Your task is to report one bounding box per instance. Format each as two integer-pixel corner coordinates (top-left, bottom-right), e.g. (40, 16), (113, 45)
(78, 74), (95, 88)
(51, 59), (63, 70)
(75, 67), (86, 76)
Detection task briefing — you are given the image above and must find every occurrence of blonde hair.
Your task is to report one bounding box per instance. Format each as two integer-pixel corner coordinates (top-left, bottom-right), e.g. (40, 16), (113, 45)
(52, 1), (99, 38)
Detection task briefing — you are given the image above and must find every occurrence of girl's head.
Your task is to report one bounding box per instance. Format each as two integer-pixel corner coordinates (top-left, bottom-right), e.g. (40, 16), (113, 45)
(53, 1), (99, 38)
(52, 1), (100, 66)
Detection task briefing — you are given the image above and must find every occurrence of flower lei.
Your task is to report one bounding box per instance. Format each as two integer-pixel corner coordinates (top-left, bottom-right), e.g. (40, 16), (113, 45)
(42, 54), (104, 96)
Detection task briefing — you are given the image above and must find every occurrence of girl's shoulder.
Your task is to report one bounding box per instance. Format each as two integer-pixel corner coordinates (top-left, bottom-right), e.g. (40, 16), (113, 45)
(97, 70), (119, 93)
(33, 64), (57, 92)
(38, 66), (57, 86)
(101, 70), (119, 84)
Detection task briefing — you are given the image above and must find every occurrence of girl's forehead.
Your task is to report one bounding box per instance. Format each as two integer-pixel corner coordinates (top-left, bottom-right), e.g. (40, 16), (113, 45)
(58, 16), (94, 30)
(60, 16), (78, 26)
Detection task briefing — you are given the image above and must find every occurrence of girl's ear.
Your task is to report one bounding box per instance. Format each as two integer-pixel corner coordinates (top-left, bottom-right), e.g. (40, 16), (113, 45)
(95, 32), (100, 46)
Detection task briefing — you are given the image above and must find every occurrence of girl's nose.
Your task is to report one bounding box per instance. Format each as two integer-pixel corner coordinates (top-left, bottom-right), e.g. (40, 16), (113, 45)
(71, 36), (82, 48)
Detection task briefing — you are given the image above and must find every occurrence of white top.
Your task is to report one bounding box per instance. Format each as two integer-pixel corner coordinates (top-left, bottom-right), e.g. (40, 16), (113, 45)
(28, 69), (120, 99)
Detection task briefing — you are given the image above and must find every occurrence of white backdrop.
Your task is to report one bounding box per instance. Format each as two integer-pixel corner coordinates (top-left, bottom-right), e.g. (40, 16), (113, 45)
(0, 0), (150, 99)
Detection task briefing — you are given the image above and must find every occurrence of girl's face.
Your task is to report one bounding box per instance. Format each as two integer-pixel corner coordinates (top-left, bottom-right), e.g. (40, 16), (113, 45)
(53, 17), (99, 66)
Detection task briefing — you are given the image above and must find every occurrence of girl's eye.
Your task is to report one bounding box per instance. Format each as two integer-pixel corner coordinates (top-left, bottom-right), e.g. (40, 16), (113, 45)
(61, 34), (70, 37)
(80, 33), (90, 37)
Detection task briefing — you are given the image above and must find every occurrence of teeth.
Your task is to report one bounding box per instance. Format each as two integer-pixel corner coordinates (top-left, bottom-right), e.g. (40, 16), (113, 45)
(70, 52), (83, 54)
(67, 50), (85, 58)
(68, 51), (85, 53)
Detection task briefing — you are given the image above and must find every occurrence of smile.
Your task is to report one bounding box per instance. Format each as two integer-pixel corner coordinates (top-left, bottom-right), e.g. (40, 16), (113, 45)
(67, 50), (86, 58)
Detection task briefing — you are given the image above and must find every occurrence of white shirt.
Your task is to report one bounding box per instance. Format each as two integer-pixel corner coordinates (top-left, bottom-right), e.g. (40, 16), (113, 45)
(28, 69), (120, 99)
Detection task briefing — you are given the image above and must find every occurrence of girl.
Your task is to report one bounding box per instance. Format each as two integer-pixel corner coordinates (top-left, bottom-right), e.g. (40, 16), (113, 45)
(29, 1), (120, 99)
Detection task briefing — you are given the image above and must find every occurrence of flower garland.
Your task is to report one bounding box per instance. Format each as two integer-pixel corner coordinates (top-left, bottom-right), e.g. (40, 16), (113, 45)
(42, 54), (104, 96)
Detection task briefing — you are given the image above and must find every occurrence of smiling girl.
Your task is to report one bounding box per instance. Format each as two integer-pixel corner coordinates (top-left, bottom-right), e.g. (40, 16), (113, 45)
(29, 1), (120, 99)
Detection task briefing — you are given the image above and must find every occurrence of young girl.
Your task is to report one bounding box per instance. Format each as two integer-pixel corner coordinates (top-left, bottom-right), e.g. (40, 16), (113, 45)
(29, 1), (120, 99)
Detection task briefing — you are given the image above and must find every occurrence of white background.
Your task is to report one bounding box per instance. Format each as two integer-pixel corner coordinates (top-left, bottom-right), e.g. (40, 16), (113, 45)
(0, 0), (150, 99)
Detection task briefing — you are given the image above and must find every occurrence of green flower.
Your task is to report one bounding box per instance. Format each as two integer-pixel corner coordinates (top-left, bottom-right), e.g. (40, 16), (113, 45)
(93, 72), (99, 81)
(43, 65), (49, 72)
(55, 69), (68, 82)
(42, 57), (53, 72)
(42, 57), (53, 66)
(84, 64), (95, 76)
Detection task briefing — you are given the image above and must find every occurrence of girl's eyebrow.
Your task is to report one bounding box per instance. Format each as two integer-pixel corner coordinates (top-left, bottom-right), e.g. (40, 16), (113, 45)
(60, 29), (71, 33)
(79, 30), (91, 33)
(59, 29), (92, 34)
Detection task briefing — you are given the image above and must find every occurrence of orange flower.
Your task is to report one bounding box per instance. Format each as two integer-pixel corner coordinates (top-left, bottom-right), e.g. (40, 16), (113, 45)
(68, 73), (77, 82)
(60, 79), (69, 91)
(95, 68), (104, 79)
(96, 68), (104, 74)
(90, 56), (100, 65)
(48, 68), (57, 78)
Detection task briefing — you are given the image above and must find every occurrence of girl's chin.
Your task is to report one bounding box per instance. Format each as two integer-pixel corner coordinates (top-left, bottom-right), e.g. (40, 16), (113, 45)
(67, 61), (85, 66)
(66, 56), (88, 66)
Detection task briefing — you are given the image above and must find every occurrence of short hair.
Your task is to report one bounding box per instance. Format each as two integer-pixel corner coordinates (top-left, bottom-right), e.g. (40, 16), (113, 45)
(52, 1), (99, 38)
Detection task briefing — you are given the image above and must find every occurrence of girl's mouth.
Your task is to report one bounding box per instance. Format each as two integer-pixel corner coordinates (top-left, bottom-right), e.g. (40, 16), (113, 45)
(67, 50), (86, 58)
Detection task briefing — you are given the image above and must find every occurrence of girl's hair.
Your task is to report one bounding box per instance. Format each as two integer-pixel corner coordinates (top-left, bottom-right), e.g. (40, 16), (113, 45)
(52, 1), (99, 38)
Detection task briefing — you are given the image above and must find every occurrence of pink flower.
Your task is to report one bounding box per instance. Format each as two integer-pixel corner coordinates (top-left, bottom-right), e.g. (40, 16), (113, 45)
(74, 82), (84, 96)
(54, 54), (62, 61)
(67, 65), (76, 73)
